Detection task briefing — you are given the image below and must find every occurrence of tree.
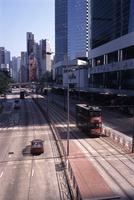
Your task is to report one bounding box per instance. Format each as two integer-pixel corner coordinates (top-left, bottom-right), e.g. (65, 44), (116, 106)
(39, 71), (52, 87)
(0, 70), (11, 94)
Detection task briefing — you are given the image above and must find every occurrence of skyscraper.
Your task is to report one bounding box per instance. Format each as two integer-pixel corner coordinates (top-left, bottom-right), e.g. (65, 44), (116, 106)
(39, 39), (52, 77)
(27, 32), (34, 57)
(11, 57), (21, 82)
(20, 52), (28, 82)
(0, 47), (5, 69)
(0, 47), (11, 72)
(90, 0), (134, 49)
(26, 32), (37, 81)
(68, 0), (89, 60)
(89, 0), (134, 92)
(55, 0), (90, 86)
(55, 0), (68, 63)
(55, 0), (89, 62)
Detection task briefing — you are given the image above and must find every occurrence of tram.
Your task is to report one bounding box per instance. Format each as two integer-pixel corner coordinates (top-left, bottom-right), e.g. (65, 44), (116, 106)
(76, 104), (102, 136)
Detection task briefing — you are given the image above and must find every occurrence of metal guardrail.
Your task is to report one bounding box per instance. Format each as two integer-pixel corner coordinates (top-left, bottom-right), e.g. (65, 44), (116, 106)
(103, 126), (132, 152)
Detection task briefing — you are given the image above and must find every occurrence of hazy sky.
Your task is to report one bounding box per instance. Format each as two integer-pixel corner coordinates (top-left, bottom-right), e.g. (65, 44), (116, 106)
(0, 0), (55, 57)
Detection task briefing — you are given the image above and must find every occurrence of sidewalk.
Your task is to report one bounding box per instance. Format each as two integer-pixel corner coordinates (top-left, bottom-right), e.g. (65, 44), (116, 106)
(66, 140), (119, 200)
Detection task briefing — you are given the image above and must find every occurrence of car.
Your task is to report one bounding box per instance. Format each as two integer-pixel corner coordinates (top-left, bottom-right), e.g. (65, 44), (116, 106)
(31, 139), (44, 155)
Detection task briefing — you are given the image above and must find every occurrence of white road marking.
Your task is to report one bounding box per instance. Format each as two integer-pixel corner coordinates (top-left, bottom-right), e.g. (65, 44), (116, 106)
(0, 171), (3, 178)
(32, 169), (34, 177)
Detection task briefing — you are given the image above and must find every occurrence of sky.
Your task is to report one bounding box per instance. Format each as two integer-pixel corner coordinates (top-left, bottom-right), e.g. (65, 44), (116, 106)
(0, 0), (55, 57)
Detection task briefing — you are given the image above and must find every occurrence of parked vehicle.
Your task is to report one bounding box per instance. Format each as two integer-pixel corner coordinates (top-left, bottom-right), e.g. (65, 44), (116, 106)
(76, 104), (102, 136)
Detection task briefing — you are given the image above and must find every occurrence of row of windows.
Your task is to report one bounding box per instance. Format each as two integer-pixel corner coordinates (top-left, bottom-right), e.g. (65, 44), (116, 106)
(90, 69), (134, 90)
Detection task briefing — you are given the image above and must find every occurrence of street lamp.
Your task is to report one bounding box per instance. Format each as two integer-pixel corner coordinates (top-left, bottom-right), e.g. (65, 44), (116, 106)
(44, 51), (54, 117)
(45, 52), (70, 157)
(64, 55), (70, 157)
(132, 106), (134, 153)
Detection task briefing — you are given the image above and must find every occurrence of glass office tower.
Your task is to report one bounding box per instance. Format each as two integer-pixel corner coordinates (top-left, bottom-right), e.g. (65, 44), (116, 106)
(55, 0), (68, 63)
(68, 0), (89, 60)
(55, 0), (89, 62)
(89, 0), (134, 92)
(90, 0), (134, 49)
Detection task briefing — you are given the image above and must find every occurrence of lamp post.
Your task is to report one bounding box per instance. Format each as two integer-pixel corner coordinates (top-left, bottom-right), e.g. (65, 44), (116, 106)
(78, 66), (80, 102)
(44, 51), (54, 117)
(65, 55), (70, 157)
(45, 52), (70, 158)
(132, 106), (134, 153)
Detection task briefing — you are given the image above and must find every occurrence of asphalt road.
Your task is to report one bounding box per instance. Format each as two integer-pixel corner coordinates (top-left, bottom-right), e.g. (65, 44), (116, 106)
(0, 91), (68, 200)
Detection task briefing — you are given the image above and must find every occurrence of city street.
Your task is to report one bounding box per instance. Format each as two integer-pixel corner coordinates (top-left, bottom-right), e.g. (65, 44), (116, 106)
(0, 89), (134, 199)
(1, 0), (134, 199)
(0, 91), (70, 200)
(34, 92), (134, 200)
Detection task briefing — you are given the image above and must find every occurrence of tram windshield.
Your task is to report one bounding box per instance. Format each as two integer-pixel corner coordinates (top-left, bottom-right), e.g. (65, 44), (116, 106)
(89, 111), (101, 117)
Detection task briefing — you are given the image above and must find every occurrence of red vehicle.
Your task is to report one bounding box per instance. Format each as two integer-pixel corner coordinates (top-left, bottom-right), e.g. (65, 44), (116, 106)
(31, 139), (44, 155)
(76, 104), (102, 136)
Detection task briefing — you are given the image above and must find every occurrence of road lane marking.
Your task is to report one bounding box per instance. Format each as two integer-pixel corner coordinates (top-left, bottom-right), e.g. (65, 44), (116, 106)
(32, 169), (34, 177)
(0, 171), (3, 178)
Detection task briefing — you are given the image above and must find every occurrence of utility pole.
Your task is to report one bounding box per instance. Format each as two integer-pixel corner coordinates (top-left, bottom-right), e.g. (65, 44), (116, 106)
(132, 106), (134, 153)
(67, 81), (70, 156)
(66, 55), (70, 157)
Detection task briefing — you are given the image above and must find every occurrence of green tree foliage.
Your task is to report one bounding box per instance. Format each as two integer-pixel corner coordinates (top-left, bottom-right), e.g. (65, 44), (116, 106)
(0, 70), (10, 94)
(39, 71), (52, 87)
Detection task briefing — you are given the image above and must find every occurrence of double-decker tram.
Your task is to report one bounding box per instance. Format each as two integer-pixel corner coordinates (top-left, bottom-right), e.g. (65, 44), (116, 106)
(76, 104), (102, 136)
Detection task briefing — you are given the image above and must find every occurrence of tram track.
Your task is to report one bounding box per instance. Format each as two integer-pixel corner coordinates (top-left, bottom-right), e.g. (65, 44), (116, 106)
(46, 101), (134, 199)
(31, 96), (72, 200)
